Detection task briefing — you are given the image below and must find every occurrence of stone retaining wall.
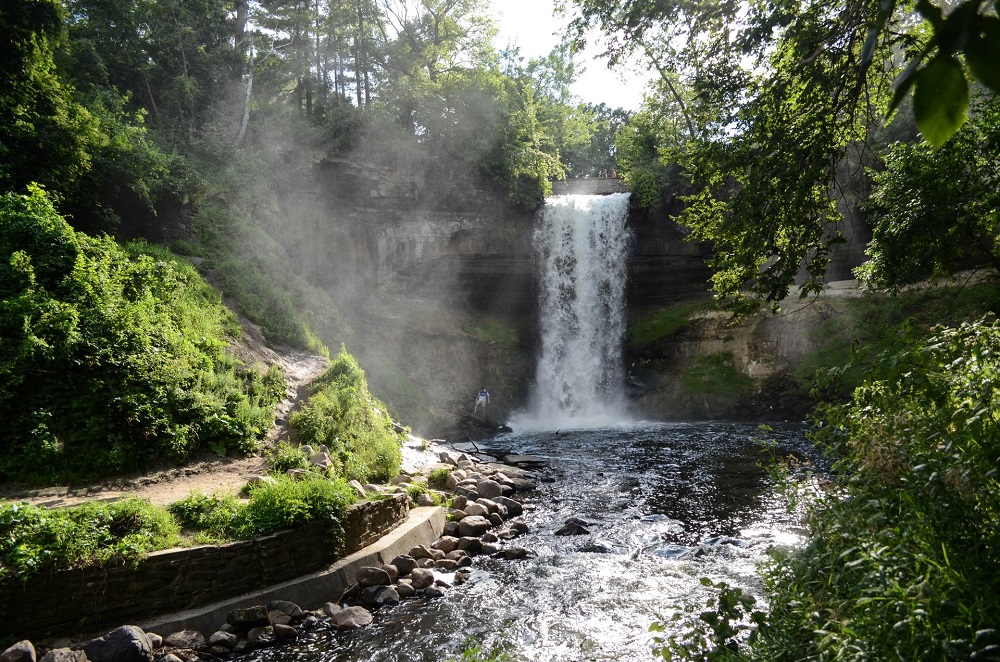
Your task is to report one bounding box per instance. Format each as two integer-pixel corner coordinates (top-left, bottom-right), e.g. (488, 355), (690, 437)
(1, 495), (410, 641)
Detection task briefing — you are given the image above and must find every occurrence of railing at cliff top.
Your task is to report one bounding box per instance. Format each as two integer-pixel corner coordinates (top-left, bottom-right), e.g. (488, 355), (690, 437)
(549, 178), (629, 196)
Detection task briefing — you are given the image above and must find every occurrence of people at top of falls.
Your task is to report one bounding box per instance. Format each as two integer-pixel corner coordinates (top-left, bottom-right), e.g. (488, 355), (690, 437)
(611, 168), (618, 179)
(473, 387), (490, 416)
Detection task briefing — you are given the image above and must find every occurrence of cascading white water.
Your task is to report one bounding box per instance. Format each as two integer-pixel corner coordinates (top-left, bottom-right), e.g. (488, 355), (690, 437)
(523, 192), (633, 429)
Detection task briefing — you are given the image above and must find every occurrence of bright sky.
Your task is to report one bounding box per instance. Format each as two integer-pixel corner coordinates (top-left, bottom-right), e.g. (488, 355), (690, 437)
(491, 0), (652, 111)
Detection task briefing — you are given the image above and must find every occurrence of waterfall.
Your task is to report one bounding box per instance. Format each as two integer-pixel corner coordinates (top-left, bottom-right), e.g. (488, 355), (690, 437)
(524, 192), (633, 428)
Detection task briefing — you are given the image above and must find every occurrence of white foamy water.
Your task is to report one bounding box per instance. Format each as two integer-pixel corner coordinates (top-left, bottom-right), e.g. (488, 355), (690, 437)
(517, 193), (632, 430)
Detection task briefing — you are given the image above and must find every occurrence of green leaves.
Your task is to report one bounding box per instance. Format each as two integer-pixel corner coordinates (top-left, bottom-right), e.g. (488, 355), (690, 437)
(912, 55), (969, 147)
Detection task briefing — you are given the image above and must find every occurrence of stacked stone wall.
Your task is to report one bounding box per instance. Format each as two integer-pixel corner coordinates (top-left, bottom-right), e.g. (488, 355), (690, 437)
(1, 495), (409, 641)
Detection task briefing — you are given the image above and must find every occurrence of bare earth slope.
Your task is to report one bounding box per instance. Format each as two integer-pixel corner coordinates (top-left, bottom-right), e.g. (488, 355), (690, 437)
(0, 319), (329, 509)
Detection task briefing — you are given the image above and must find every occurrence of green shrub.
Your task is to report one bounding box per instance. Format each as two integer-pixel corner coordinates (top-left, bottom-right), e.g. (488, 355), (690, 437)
(749, 318), (1000, 660)
(167, 491), (241, 540)
(427, 467), (452, 490)
(233, 474), (356, 543)
(0, 498), (180, 585)
(267, 441), (311, 474)
(290, 348), (402, 483)
(0, 188), (287, 483)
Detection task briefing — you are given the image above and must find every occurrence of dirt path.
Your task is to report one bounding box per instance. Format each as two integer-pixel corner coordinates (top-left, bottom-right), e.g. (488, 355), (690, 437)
(0, 349), (329, 509)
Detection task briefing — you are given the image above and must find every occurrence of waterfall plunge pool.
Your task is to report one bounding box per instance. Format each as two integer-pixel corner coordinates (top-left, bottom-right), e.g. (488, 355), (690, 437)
(241, 421), (818, 662)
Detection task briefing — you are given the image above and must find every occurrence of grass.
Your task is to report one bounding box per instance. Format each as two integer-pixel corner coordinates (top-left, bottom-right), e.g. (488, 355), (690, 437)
(628, 302), (708, 348)
(681, 352), (754, 397)
(461, 318), (519, 348)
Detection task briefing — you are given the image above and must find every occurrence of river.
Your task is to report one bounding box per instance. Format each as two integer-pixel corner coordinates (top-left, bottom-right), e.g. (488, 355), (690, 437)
(243, 421), (816, 662)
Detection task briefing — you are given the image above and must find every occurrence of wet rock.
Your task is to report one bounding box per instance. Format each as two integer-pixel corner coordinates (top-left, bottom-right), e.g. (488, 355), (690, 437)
(458, 515), (491, 537)
(431, 536), (460, 553)
(480, 542), (500, 555)
(417, 557), (436, 568)
(474, 498), (499, 515)
(207, 632), (237, 649)
(555, 522), (590, 536)
(580, 540), (615, 554)
(323, 602), (342, 618)
(163, 631), (205, 651)
(246, 626), (276, 647)
(81, 625), (155, 662)
(481, 532), (499, 543)
(488, 513), (504, 527)
(229, 605), (270, 630)
(272, 624), (298, 642)
(443, 521), (460, 537)
(267, 600), (304, 621)
(208, 647), (231, 656)
(424, 585), (445, 598)
(356, 566), (392, 587)
(302, 615), (320, 630)
(476, 479), (503, 499)
(395, 581), (416, 598)
(408, 544), (435, 560)
(434, 558), (460, 571)
(457, 537), (483, 554)
(494, 496), (524, 517)
(494, 547), (530, 560)
(39, 650), (86, 662)
(509, 477), (537, 492)
(454, 569), (472, 585)
(268, 610), (292, 626)
(333, 607), (374, 630)
(445, 549), (469, 561)
(382, 563), (399, 582)
(1, 641), (36, 662)
(145, 634), (162, 650)
(409, 568), (434, 589)
(390, 554), (417, 576)
(363, 585), (400, 608)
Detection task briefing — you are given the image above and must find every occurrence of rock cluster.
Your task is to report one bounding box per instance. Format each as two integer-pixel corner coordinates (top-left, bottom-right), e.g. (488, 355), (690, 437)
(2, 448), (544, 662)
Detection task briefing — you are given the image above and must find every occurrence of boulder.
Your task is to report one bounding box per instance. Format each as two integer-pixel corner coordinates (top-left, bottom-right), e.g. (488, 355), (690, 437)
(494, 496), (523, 517)
(463, 503), (489, 518)
(267, 600), (304, 620)
(395, 581), (416, 598)
(382, 563), (399, 582)
(409, 568), (434, 589)
(443, 521), (460, 537)
(207, 632), (237, 649)
(162, 631), (205, 651)
(355, 566), (392, 587)
(333, 606), (373, 630)
(1, 641), (36, 662)
(323, 603), (342, 618)
(349, 480), (367, 498)
(424, 586), (445, 598)
(495, 547), (530, 559)
(451, 495), (469, 510)
(434, 558), (460, 571)
(443, 473), (460, 490)
(431, 536), (460, 553)
(555, 521), (590, 536)
(476, 480), (503, 499)
(488, 513), (504, 527)
(458, 515), (491, 537)
(80, 625), (153, 662)
(268, 610), (292, 626)
(310, 451), (333, 469)
(39, 651), (86, 662)
(457, 537), (483, 554)
(272, 624), (298, 642)
(246, 627), (276, 647)
(415, 492), (437, 507)
(390, 554), (417, 576)
(408, 545), (435, 560)
(228, 605), (270, 630)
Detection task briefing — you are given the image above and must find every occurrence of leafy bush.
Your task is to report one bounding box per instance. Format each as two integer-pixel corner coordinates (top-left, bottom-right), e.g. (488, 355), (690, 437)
(233, 474), (356, 543)
(0, 187), (286, 483)
(267, 441), (311, 474)
(290, 348), (403, 483)
(0, 498), (180, 585)
(427, 467), (452, 490)
(750, 318), (1000, 660)
(167, 491), (241, 541)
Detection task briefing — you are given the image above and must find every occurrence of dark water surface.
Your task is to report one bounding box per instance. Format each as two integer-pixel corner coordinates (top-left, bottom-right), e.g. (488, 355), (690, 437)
(243, 421), (815, 662)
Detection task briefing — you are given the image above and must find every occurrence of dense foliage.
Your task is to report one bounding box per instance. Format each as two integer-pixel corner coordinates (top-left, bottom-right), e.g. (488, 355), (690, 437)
(751, 318), (1000, 660)
(0, 187), (286, 483)
(290, 348), (403, 484)
(169, 473), (357, 543)
(0, 498), (180, 585)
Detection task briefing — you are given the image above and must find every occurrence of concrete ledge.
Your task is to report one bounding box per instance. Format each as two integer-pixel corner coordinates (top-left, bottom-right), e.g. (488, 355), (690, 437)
(140, 506), (445, 635)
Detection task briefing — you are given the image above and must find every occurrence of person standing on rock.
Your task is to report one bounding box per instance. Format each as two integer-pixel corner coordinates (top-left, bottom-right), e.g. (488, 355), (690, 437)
(473, 387), (490, 416)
